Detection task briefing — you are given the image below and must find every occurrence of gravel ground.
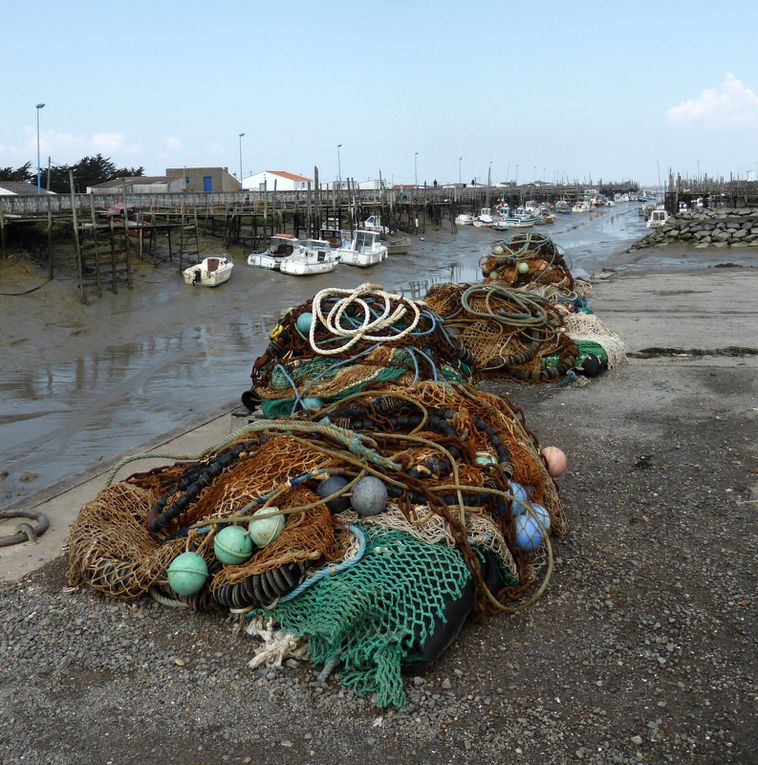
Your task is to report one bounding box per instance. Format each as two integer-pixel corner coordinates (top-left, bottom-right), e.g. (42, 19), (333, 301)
(1, 275), (756, 764)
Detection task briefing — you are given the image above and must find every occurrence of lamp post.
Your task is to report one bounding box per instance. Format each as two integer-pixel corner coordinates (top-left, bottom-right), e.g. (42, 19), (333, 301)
(458, 156), (462, 186)
(337, 144), (342, 189)
(35, 103), (45, 195)
(238, 132), (245, 189)
(414, 152), (419, 188)
(488, 161), (493, 186)
(515, 164), (519, 185)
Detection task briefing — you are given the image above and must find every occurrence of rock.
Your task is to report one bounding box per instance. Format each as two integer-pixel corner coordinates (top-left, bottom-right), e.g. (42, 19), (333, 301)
(19, 472), (38, 482)
(631, 735), (644, 746)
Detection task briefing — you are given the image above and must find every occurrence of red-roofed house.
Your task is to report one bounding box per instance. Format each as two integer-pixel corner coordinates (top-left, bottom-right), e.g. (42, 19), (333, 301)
(242, 170), (311, 192)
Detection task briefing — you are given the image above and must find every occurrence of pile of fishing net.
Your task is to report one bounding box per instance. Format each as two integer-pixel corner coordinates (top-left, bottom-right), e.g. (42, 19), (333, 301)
(479, 231), (591, 308)
(424, 283), (581, 381)
(242, 283), (473, 418)
(68, 382), (567, 707)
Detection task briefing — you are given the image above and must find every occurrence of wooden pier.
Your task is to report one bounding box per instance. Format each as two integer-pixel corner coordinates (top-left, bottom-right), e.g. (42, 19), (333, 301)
(0, 176), (640, 303)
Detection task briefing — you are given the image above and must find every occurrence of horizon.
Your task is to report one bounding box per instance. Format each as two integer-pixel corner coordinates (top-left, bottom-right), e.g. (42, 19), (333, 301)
(2, 0), (757, 187)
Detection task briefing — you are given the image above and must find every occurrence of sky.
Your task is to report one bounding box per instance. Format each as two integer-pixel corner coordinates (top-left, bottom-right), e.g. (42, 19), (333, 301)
(2, 0), (757, 186)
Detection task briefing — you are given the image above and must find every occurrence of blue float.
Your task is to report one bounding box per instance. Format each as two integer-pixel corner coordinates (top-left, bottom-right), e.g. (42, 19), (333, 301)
(514, 514), (544, 551)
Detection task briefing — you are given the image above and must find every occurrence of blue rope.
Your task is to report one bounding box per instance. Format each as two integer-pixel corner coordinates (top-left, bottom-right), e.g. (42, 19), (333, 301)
(274, 524), (367, 605)
(413, 346), (439, 381)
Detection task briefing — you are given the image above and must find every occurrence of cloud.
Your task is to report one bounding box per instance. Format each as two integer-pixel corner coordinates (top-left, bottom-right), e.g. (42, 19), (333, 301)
(666, 73), (758, 126)
(92, 132), (125, 152)
(165, 135), (182, 150)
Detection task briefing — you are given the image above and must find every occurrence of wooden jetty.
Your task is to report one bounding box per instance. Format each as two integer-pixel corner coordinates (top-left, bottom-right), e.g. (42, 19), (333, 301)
(0, 173), (641, 303)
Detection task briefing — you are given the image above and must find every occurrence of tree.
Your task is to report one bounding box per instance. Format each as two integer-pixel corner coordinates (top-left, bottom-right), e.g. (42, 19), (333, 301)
(39, 154), (145, 193)
(0, 162), (34, 182)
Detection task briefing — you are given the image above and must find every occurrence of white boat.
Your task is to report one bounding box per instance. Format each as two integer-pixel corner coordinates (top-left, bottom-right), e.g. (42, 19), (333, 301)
(646, 209), (670, 229)
(279, 239), (339, 276)
(362, 214), (390, 234)
(248, 234), (299, 270)
(455, 213), (475, 226)
(183, 255), (234, 287)
(572, 201), (590, 213)
(555, 200), (571, 215)
(473, 207), (494, 227)
(337, 230), (389, 267)
(491, 215), (536, 230)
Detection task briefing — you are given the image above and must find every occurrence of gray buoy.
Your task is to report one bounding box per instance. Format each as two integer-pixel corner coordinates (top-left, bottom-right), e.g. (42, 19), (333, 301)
(350, 476), (388, 516)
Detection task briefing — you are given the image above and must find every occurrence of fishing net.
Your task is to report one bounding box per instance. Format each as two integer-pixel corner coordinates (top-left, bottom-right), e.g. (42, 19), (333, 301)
(425, 283), (579, 381)
(562, 312), (627, 369)
(245, 283), (472, 417)
(67, 381), (564, 705)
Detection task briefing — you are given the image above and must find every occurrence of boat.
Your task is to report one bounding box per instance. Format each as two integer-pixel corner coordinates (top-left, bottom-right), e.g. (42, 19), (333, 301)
(455, 213), (475, 226)
(319, 225), (349, 250)
(491, 215), (536, 230)
(279, 239), (339, 275)
(386, 236), (411, 255)
(555, 200), (571, 215)
(473, 208), (494, 228)
(337, 230), (389, 267)
(248, 234), (299, 270)
(535, 208), (556, 225)
(572, 201), (590, 213)
(183, 255), (234, 287)
(646, 209), (670, 229)
(362, 214), (390, 234)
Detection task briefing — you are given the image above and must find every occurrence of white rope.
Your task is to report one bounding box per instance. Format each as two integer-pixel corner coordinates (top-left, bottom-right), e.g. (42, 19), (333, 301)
(309, 283), (422, 356)
(244, 615), (309, 669)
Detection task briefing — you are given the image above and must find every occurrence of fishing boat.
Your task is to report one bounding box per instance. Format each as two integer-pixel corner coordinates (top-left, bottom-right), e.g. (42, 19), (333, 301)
(535, 208), (556, 225)
(247, 234), (299, 270)
(572, 200), (590, 213)
(491, 214), (536, 230)
(472, 207), (494, 227)
(555, 200), (571, 215)
(337, 230), (389, 267)
(362, 214), (390, 234)
(279, 239), (339, 276)
(646, 209), (670, 229)
(183, 255), (234, 287)
(455, 213), (475, 226)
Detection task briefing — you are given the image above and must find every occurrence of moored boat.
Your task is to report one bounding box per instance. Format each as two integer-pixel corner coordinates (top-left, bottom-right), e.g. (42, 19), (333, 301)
(337, 230), (389, 267)
(279, 239), (339, 275)
(183, 255), (234, 287)
(455, 213), (475, 226)
(387, 236), (411, 255)
(248, 234), (299, 270)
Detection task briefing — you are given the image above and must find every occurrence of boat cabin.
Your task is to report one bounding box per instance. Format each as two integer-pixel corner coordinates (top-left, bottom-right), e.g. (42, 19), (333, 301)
(354, 230), (381, 252)
(268, 234), (298, 256)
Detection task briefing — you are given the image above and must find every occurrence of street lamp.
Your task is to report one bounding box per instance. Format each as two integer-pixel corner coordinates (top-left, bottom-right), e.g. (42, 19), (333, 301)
(488, 160), (493, 186)
(414, 152), (419, 188)
(36, 103), (45, 195)
(337, 144), (342, 189)
(238, 133), (245, 189)
(515, 164), (519, 185)
(458, 156), (462, 186)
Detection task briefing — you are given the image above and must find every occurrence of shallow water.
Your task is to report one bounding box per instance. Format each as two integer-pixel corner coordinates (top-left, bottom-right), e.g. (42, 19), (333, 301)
(0, 203), (653, 508)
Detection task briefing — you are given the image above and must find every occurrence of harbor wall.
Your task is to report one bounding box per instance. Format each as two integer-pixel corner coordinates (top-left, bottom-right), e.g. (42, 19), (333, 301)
(632, 207), (758, 249)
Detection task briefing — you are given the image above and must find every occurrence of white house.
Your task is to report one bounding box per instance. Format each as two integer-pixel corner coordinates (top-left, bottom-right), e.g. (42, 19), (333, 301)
(242, 170), (311, 192)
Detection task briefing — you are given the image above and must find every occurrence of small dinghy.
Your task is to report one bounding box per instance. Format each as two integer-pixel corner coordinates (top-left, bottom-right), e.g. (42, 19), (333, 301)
(248, 234), (299, 270)
(183, 255), (234, 287)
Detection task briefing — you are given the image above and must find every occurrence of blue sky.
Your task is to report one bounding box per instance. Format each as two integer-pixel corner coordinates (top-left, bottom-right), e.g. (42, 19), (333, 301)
(2, 0), (757, 185)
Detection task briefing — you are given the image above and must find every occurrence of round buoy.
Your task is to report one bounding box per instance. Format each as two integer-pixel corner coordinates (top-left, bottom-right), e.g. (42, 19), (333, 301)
(514, 514), (544, 551)
(214, 525), (253, 564)
(493, 245), (504, 255)
(316, 475), (352, 513)
(167, 551), (208, 596)
(517, 261), (530, 274)
(248, 507), (285, 547)
(350, 476), (388, 517)
(296, 311), (313, 334)
(532, 502), (551, 532)
(301, 397), (323, 411)
(541, 446), (567, 477)
(509, 482), (529, 516)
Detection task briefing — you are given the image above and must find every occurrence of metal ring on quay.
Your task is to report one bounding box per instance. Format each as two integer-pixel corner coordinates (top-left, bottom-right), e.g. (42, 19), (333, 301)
(0, 510), (50, 546)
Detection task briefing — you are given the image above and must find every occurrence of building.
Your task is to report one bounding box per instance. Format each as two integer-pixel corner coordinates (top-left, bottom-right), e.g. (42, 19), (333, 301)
(0, 181), (56, 195)
(165, 167), (241, 193)
(87, 176), (185, 194)
(242, 170), (311, 192)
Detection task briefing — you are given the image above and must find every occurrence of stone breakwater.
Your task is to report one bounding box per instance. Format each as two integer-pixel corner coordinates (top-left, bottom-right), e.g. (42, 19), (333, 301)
(632, 207), (758, 249)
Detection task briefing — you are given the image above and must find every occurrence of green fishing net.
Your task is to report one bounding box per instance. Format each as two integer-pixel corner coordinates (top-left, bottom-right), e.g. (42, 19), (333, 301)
(253, 526), (476, 707)
(542, 339), (609, 370)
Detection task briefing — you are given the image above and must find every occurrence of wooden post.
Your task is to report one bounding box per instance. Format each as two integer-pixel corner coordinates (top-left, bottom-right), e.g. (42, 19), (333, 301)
(0, 209), (5, 259)
(70, 170), (86, 304)
(109, 216), (118, 293)
(90, 200), (102, 297)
